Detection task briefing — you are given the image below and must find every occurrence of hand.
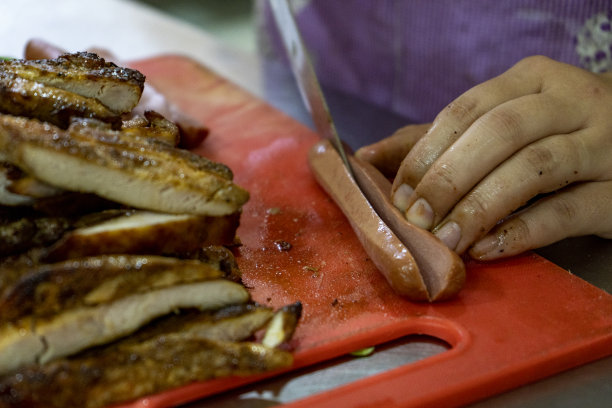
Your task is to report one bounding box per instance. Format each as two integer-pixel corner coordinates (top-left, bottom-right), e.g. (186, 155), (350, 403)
(356, 56), (612, 260)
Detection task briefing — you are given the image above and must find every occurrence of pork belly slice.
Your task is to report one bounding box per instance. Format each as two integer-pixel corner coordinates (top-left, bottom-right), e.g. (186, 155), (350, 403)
(0, 52), (144, 114)
(0, 336), (292, 408)
(44, 210), (240, 261)
(0, 278), (249, 375)
(0, 72), (123, 129)
(0, 114), (249, 215)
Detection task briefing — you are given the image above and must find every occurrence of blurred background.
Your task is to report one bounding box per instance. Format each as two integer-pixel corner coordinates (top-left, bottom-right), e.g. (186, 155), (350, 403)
(135, 0), (257, 53)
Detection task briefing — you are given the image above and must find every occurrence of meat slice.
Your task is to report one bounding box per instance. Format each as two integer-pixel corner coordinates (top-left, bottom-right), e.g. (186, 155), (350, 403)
(262, 302), (303, 348)
(0, 114), (249, 216)
(0, 280), (249, 374)
(0, 52), (144, 114)
(43, 210), (240, 261)
(0, 336), (292, 408)
(122, 110), (180, 146)
(0, 254), (236, 323)
(0, 71), (123, 129)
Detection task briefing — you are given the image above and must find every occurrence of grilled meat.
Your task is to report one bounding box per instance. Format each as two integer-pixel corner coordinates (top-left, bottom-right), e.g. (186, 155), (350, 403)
(0, 71), (123, 129)
(122, 110), (180, 146)
(0, 163), (36, 206)
(262, 302), (303, 348)
(0, 254), (250, 374)
(43, 210), (240, 261)
(112, 303), (275, 346)
(0, 114), (249, 215)
(0, 336), (292, 408)
(0, 52), (144, 114)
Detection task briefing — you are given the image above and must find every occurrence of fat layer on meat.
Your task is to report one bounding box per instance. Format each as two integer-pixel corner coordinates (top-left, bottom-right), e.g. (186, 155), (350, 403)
(0, 52), (144, 114)
(0, 114), (249, 215)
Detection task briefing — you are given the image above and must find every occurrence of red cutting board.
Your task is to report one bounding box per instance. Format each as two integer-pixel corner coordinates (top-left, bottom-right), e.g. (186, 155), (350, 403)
(120, 56), (612, 408)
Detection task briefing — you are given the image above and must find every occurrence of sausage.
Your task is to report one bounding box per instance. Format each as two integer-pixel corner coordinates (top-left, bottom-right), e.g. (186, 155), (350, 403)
(308, 140), (429, 301)
(349, 153), (465, 301)
(309, 139), (465, 301)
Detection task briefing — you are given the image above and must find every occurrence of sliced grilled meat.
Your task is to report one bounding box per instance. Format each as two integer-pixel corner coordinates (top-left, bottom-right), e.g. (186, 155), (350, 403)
(122, 110), (180, 146)
(43, 210), (240, 261)
(0, 254), (238, 323)
(0, 52), (144, 114)
(0, 254), (250, 374)
(0, 71), (123, 129)
(0, 114), (249, 216)
(262, 302), (303, 349)
(0, 336), (292, 408)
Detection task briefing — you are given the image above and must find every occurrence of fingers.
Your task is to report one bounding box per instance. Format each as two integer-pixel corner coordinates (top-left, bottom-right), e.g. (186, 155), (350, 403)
(396, 91), (586, 229)
(354, 123), (430, 178)
(434, 131), (593, 254)
(469, 180), (612, 260)
(24, 38), (65, 59)
(392, 56), (545, 194)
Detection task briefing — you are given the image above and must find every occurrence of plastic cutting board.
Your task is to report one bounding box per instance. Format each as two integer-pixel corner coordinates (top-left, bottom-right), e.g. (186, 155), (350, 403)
(119, 55), (612, 408)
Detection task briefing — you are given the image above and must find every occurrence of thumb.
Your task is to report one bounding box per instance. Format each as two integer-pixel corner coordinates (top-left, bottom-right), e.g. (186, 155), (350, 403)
(355, 123), (430, 178)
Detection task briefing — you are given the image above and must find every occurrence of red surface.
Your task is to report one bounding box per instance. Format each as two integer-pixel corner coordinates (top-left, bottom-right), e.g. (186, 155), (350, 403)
(121, 56), (612, 408)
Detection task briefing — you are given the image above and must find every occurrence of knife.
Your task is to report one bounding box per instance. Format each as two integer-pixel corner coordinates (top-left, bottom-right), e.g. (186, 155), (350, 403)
(268, 0), (352, 173)
(268, 0), (465, 301)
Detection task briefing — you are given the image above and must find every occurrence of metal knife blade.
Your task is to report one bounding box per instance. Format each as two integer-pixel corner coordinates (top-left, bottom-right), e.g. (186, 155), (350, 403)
(268, 0), (352, 172)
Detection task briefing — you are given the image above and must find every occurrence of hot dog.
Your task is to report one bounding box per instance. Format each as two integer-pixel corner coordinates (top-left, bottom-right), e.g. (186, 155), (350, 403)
(308, 140), (430, 301)
(349, 153), (465, 301)
(309, 140), (465, 301)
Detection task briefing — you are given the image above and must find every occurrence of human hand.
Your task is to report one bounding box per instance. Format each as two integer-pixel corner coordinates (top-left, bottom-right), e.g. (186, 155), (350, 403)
(356, 56), (612, 260)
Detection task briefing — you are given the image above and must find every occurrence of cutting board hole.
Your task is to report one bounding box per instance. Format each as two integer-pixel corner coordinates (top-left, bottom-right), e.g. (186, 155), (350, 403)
(188, 334), (449, 407)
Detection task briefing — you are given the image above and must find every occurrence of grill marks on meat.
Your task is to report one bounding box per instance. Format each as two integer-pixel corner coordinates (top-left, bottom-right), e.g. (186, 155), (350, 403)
(0, 255), (251, 374)
(0, 52), (144, 114)
(0, 114), (249, 215)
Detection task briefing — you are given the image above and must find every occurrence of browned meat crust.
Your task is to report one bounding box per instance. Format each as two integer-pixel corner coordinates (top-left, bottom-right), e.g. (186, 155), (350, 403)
(0, 114), (249, 215)
(0, 52), (145, 114)
(0, 71), (123, 129)
(0, 336), (292, 408)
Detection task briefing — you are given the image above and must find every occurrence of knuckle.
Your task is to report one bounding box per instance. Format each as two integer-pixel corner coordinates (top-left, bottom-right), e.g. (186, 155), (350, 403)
(547, 195), (580, 227)
(435, 95), (479, 125)
(429, 161), (460, 194)
(482, 107), (525, 143)
(521, 143), (557, 174)
(513, 55), (554, 72)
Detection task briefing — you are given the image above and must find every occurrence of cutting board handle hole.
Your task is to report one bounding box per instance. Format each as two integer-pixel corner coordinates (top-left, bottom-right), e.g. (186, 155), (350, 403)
(204, 335), (449, 407)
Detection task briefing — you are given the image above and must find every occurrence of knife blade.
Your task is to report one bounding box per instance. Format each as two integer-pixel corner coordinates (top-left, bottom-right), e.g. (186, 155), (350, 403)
(268, 0), (466, 301)
(268, 0), (352, 173)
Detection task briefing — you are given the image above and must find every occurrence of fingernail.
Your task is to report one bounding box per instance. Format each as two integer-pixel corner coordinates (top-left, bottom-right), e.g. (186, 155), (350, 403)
(434, 221), (462, 251)
(405, 198), (434, 229)
(392, 183), (414, 212)
(471, 234), (501, 260)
